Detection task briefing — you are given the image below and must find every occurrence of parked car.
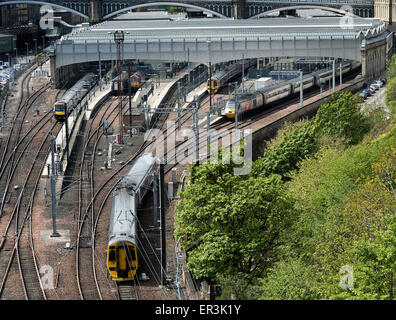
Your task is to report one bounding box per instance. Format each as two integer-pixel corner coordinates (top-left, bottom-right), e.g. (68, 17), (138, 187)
(368, 86), (376, 95)
(359, 91), (367, 99)
(375, 80), (383, 88)
(363, 88), (371, 97)
(370, 83), (379, 91)
(0, 72), (10, 79)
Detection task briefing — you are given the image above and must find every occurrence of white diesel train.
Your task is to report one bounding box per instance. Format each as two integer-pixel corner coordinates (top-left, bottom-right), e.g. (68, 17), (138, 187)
(107, 153), (159, 281)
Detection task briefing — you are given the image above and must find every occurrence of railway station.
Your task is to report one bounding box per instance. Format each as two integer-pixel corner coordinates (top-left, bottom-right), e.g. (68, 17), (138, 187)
(0, 2), (394, 304)
(50, 13), (390, 87)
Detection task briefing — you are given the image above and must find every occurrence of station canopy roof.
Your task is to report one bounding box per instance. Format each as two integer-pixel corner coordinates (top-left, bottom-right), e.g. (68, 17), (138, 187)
(59, 15), (386, 43)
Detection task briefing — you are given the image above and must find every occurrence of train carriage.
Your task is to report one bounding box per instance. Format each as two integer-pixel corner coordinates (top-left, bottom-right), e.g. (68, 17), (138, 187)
(53, 73), (96, 121)
(222, 61), (359, 119)
(263, 84), (291, 104)
(207, 59), (256, 94)
(130, 71), (144, 90)
(107, 153), (159, 281)
(291, 75), (315, 94)
(111, 71), (129, 93)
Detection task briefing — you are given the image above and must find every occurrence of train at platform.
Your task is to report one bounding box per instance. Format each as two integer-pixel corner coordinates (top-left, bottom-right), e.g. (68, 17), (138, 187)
(222, 61), (361, 119)
(207, 59), (256, 94)
(111, 71), (145, 93)
(107, 153), (159, 281)
(53, 73), (96, 122)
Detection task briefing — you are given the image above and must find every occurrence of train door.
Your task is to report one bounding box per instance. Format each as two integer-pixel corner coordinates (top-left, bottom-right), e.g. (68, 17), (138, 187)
(116, 243), (137, 279)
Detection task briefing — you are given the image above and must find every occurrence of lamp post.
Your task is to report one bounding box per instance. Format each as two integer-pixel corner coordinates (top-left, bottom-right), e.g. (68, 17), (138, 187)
(187, 47), (190, 86)
(98, 50), (102, 91)
(6, 53), (13, 90)
(41, 35), (45, 51)
(207, 40), (212, 108)
(34, 39), (37, 64)
(332, 59), (335, 93)
(50, 134), (60, 238)
(25, 42), (28, 64)
(339, 61), (343, 89)
(113, 30), (125, 144)
(242, 53), (245, 93)
(234, 82), (238, 131)
(14, 47), (18, 65)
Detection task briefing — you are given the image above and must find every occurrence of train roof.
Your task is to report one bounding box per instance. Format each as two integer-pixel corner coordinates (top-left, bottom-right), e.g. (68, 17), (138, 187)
(108, 187), (137, 244)
(117, 153), (158, 191)
(211, 59), (256, 81)
(57, 73), (95, 104)
(112, 70), (129, 82)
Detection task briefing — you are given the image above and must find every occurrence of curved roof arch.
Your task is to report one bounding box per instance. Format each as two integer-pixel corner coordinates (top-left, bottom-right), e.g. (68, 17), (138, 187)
(0, 1), (89, 19)
(249, 5), (358, 20)
(103, 2), (227, 20)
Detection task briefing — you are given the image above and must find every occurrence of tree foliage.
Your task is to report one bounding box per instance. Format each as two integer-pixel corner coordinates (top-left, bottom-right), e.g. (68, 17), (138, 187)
(387, 54), (396, 81)
(256, 257), (322, 300)
(312, 91), (370, 145)
(175, 57), (396, 299)
(175, 169), (295, 281)
(251, 120), (317, 178)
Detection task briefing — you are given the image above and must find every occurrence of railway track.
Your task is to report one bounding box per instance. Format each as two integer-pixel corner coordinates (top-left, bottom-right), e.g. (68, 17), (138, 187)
(0, 61), (64, 300)
(116, 282), (141, 300)
(71, 66), (228, 300)
(162, 72), (364, 176)
(0, 109), (61, 300)
(76, 94), (134, 300)
(83, 81), (191, 300)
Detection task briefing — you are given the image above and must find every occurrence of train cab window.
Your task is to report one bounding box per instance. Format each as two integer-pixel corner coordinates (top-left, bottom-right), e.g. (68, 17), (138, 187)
(127, 247), (136, 261)
(109, 249), (116, 261)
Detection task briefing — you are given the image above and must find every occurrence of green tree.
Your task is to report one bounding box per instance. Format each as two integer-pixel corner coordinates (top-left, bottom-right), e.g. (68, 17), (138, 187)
(386, 54), (396, 81)
(385, 77), (396, 105)
(313, 91), (370, 145)
(332, 214), (396, 300)
(256, 257), (322, 300)
(251, 120), (318, 178)
(287, 145), (396, 299)
(175, 171), (295, 281)
(217, 274), (259, 300)
(331, 147), (395, 300)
